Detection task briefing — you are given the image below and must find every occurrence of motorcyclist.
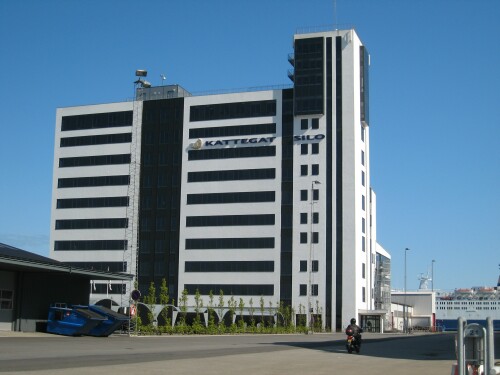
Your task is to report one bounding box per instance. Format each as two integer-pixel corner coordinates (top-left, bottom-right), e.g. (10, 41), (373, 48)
(346, 318), (363, 346)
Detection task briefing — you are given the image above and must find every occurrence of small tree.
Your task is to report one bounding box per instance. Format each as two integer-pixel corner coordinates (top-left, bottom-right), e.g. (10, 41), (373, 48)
(238, 298), (245, 331)
(228, 296), (237, 333)
(268, 300), (274, 329)
(259, 296), (265, 330)
(159, 278), (171, 331)
(178, 288), (189, 332)
(249, 297), (255, 329)
(142, 282), (157, 330)
(217, 289), (225, 333)
(192, 289), (205, 333)
(207, 290), (216, 333)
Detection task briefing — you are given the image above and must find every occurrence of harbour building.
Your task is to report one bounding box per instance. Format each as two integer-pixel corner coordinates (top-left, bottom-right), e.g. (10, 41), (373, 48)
(50, 28), (390, 331)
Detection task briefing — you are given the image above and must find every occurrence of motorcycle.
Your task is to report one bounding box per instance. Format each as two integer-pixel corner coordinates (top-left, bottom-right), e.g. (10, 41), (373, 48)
(345, 328), (361, 354)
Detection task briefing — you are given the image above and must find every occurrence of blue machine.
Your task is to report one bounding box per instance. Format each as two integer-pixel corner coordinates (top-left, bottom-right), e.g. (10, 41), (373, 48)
(47, 304), (129, 337)
(47, 304), (106, 336)
(86, 305), (129, 337)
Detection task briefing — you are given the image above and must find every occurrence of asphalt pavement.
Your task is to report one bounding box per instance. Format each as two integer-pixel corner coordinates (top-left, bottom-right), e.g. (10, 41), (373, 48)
(0, 331), (498, 375)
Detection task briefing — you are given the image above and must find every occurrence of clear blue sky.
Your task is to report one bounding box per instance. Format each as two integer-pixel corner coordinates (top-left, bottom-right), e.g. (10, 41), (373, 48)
(0, 0), (498, 292)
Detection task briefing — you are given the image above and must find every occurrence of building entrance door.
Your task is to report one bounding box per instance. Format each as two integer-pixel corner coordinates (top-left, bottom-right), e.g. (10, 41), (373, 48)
(361, 315), (380, 332)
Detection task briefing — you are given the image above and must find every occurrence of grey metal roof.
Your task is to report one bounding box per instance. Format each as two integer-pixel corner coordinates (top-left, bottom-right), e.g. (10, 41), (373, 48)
(0, 242), (132, 281)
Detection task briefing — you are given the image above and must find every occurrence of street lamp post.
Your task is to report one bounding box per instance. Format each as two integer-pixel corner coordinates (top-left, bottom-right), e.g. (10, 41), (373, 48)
(404, 248), (410, 334)
(431, 259), (435, 292)
(307, 180), (321, 333)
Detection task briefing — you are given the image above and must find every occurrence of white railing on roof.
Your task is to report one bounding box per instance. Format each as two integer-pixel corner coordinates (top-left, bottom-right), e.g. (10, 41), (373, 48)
(191, 84), (293, 97)
(295, 24), (355, 34)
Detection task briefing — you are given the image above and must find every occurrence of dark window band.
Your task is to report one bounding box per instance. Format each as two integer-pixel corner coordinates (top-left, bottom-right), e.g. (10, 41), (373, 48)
(190, 100), (276, 122)
(59, 154), (131, 168)
(58, 175), (130, 188)
(65, 261), (127, 272)
(187, 191), (275, 205)
(186, 214), (275, 227)
(60, 133), (131, 147)
(189, 123), (276, 138)
(188, 168), (275, 182)
(56, 196), (129, 209)
(185, 237), (274, 249)
(184, 284), (274, 296)
(55, 218), (128, 230)
(61, 111), (132, 131)
(54, 240), (126, 251)
(188, 146), (275, 161)
(185, 261), (274, 272)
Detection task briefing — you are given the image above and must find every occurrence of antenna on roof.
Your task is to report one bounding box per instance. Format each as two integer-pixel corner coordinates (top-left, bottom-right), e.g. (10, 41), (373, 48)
(134, 69), (151, 88)
(160, 74), (166, 86)
(333, 0), (338, 29)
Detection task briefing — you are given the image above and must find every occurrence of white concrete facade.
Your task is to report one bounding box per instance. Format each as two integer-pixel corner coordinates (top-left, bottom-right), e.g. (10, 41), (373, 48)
(49, 29), (388, 330)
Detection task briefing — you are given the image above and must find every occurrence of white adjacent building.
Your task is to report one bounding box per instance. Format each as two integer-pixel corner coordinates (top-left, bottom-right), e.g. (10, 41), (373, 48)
(50, 28), (390, 331)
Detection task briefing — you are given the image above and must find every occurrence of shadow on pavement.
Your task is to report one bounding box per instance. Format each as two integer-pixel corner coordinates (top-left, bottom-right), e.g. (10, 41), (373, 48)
(272, 334), (458, 361)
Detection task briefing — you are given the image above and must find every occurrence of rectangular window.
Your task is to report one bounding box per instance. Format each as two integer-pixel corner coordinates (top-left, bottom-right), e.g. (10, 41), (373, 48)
(186, 214), (275, 227)
(185, 261), (274, 272)
(301, 119), (308, 130)
(185, 284), (273, 296)
(189, 123), (276, 138)
(300, 284), (307, 296)
(190, 100), (277, 122)
(313, 212), (319, 224)
(362, 217), (366, 234)
(300, 190), (308, 201)
(311, 143), (319, 154)
(312, 118), (319, 129)
(185, 237), (274, 249)
(0, 290), (13, 310)
(362, 263), (366, 279)
(362, 195), (365, 211)
(58, 175), (129, 188)
(188, 168), (275, 182)
(55, 218), (128, 230)
(362, 236), (366, 252)
(361, 124), (365, 142)
(300, 213), (307, 224)
(61, 111), (132, 131)
(301, 165), (308, 176)
(362, 171), (365, 186)
(312, 260), (319, 272)
(361, 150), (365, 166)
(59, 154), (130, 168)
(312, 164), (319, 176)
(54, 240), (126, 251)
(312, 232), (319, 244)
(300, 260), (307, 272)
(362, 287), (366, 302)
(311, 284), (318, 296)
(187, 191), (275, 205)
(301, 144), (308, 155)
(188, 145), (276, 161)
(312, 189), (319, 201)
(300, 232), (308, 244)
(60, 133), (132, 147)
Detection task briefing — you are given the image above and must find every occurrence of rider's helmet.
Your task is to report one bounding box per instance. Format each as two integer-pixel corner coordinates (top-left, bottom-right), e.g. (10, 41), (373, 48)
(350, 318), (356, 324)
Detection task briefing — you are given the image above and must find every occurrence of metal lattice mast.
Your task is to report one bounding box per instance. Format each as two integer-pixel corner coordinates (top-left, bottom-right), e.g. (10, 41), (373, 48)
(124, 81), (143, 298)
